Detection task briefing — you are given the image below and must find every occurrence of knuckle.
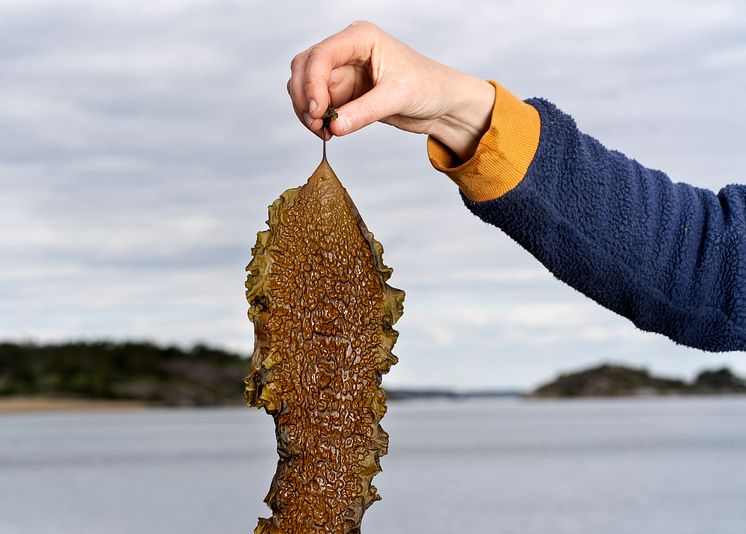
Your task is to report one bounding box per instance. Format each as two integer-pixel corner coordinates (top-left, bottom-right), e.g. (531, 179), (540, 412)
(290, 53), (305, 70)
(306, 44), (326, 59)
(349, 20), (375, 31)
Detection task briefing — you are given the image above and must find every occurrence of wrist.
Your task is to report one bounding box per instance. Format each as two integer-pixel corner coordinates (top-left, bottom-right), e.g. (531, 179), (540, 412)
(428, 75), (495, 162)
(426, 81), (541, 202)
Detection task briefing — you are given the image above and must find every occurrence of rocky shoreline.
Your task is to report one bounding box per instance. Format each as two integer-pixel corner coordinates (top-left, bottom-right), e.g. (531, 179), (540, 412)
(530, 364), (746, 398)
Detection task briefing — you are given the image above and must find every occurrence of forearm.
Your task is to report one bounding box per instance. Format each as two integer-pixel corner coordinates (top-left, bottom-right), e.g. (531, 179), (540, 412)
(432, 94), (746, 351)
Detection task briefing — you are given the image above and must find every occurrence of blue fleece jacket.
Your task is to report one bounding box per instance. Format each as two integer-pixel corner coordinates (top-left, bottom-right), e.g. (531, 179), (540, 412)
(463, 98), (746, 352)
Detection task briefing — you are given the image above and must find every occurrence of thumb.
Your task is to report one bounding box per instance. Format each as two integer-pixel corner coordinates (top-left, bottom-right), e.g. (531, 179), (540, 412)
(329, 84), (402, 136)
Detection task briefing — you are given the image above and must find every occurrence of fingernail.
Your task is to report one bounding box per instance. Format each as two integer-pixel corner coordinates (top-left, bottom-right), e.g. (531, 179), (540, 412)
(303, 112), (313, 128)
(309, 100), (317, 114)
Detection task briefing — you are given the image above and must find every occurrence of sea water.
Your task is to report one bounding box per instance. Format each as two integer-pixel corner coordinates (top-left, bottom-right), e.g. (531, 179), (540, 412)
(1, 397), (745, 534)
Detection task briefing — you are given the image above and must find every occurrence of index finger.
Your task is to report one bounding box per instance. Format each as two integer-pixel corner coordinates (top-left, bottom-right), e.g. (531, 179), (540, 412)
(304, 21), (377, 119)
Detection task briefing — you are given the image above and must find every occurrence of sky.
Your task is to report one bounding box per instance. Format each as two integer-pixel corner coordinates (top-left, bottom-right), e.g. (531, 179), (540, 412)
(1, 0), (745, 389)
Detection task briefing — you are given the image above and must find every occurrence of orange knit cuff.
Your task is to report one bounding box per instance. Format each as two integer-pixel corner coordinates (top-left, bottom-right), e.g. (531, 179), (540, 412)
(426, 80), (541, 202)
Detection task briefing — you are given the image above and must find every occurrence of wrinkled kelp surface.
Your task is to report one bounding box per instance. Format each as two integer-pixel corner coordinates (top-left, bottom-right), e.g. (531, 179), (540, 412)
(245, 155), (404, 533)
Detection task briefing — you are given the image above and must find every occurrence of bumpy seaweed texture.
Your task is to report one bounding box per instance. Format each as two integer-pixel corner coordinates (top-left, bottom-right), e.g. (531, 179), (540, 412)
(245, 156), (404, 534)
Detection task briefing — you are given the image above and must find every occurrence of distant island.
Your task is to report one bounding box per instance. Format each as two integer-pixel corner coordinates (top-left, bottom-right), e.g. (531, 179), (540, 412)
(2, 342), (745, 411)
(531, 364), (746, 398)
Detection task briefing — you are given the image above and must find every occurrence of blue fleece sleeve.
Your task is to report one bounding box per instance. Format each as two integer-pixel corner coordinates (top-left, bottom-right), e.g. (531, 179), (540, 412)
(464, 98), (746, 352)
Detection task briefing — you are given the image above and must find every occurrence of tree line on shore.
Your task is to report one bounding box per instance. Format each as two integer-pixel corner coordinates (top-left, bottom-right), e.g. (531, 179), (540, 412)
(2, 341), (745, 406)
(0, 341), (248, 406)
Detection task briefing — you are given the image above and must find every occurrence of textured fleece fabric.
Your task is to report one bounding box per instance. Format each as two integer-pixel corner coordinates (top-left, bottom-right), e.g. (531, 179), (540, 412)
(462, 98), (746, 352)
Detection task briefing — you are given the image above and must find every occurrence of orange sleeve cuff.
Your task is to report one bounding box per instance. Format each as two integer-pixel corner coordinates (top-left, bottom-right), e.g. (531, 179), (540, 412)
(427, 80), (541, 202)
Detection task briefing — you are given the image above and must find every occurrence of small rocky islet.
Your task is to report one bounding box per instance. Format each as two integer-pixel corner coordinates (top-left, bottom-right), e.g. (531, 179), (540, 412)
(531, 364), (746, 398)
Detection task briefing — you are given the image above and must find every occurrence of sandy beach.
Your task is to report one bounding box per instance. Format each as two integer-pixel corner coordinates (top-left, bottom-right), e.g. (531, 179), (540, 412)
(0, 396), (147, 414)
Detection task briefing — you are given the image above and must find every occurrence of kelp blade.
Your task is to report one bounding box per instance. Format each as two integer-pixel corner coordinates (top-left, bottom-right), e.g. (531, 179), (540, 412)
(245, 158), (404, 533)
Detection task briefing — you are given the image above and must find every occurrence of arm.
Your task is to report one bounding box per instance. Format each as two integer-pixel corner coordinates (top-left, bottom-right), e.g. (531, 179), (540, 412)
(430, 92), (746, 351)
(289, 21), (746, 351)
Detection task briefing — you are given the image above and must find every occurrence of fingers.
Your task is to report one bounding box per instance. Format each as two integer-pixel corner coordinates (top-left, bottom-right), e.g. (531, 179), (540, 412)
(289, 50), (332, 138)
(303, 22), (377, 119)
(331, 84), (402, 136)
(290, 63), (363, 137)
(288, 51), (312, 129)
(288, 21), (394, 137)
(328, 65), (371, 107)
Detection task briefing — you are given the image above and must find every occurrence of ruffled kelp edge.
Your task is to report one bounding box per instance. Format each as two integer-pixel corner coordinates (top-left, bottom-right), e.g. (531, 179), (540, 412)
(244, 160), (405, 534)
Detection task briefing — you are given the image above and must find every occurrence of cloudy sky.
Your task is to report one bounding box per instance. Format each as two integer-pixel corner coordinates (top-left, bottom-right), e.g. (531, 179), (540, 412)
(1, 0), (745, 389)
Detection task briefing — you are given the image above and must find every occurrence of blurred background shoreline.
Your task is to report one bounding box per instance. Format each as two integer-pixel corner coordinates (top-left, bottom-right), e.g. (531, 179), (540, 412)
(2, 340), (744, 414)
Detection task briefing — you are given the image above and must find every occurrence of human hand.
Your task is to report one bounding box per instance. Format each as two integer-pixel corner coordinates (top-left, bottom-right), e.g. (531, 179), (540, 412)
(288, 21), (495, 161)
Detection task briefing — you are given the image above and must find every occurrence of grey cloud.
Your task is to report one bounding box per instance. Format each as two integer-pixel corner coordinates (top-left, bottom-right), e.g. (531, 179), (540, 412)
(1, 0), (745, 388)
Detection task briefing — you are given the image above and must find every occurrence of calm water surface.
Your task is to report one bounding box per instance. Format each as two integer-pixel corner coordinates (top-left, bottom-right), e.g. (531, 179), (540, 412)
(1, 397), (745, 534)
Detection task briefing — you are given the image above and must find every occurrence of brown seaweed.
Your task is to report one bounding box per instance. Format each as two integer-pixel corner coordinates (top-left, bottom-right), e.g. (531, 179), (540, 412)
(245, 132), (404, 533)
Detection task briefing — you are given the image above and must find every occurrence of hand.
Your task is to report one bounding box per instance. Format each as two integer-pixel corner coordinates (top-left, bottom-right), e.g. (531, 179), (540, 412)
(288, 21), (496, 161)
